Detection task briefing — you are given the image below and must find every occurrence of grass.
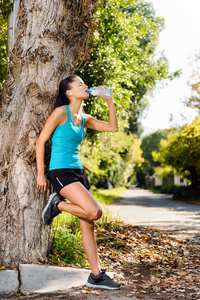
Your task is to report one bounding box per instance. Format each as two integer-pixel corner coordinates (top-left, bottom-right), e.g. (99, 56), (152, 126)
(48, 186), (126, 268)
(91, 186), (126, 205)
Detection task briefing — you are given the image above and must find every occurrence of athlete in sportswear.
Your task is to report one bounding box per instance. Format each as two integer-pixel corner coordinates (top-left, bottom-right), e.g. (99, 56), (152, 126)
(36, 75), (121, 289)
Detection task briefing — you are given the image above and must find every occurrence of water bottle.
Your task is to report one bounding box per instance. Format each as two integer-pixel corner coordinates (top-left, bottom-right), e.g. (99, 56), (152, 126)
(86, 86), (113, 97)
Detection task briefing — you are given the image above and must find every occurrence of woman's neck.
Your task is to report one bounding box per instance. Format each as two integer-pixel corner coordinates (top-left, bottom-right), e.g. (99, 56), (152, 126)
(68, 100), (82, 115)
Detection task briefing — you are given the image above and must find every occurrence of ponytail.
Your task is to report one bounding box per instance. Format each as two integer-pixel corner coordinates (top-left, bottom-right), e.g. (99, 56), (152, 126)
(54, 75), (77, 108)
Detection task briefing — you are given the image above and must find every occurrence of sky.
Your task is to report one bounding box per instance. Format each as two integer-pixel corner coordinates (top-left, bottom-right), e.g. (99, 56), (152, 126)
(141, 0), (200, 132)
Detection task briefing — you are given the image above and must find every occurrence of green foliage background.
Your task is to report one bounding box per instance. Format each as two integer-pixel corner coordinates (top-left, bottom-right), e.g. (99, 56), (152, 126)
(136, 130), (168, 186)
(154, 116), (200, 190)
(137, 116), (200, 198)
(76, 0), (177, 186)
(76, 0), (174, 136)
(0, 0), (10, 90)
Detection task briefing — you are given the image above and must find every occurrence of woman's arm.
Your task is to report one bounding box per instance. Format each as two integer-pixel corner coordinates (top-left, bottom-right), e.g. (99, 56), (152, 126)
(84, 96), (118, 132)
(36, 106), (67, 191)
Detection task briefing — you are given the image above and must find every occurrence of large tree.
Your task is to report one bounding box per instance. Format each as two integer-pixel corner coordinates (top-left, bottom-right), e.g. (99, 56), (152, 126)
(159, 117), (200, 191)
(76, 0), (178, 187)
(136, 130), (168, 186)
(77, 0), (176, 136)
(0, 0), (96, 268)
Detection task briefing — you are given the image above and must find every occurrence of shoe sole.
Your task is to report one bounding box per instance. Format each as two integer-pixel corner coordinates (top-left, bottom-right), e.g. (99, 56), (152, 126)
(42, 192), (57, 224)
(86, 282), (121, 290)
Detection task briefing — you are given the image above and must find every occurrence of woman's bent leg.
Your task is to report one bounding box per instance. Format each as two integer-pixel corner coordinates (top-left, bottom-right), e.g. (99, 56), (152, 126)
(58, 182), (102, 221)
(57, 182), (102, 275)
(52, 183), (121, 288)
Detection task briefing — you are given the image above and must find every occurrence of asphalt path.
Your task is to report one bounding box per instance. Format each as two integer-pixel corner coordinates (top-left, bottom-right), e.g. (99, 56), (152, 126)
(110, 187), (200, 242)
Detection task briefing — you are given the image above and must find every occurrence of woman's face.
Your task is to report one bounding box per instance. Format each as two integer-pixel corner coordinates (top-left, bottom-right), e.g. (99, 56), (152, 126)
(68, 76), (89, 100)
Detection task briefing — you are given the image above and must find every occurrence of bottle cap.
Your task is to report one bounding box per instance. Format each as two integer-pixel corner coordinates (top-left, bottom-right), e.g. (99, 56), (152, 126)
(86, 89), (91, 93)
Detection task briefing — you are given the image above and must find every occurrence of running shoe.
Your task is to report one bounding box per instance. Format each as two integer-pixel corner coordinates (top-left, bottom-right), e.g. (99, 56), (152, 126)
(86, 269), (121, 290)
(42, 193), (63, 225)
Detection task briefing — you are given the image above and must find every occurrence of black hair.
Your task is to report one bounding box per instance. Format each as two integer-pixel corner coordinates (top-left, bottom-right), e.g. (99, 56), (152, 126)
(54, 75), (77, 108)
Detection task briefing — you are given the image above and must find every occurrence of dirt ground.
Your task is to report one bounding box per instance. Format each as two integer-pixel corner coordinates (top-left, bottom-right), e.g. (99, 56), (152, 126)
(1, 222), (200, 300)
(0, 276), (199, 300)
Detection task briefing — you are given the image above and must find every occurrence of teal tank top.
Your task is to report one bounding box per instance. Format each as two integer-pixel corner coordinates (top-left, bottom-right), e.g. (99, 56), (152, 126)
(49, 105), (85, 170)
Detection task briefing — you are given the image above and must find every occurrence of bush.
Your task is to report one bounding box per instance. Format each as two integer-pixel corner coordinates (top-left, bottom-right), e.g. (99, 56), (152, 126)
(96, 210), (121, 232)
(49, 214), (88, 268)
(173, 186), (191, 199)
(150, 185), (191, 199)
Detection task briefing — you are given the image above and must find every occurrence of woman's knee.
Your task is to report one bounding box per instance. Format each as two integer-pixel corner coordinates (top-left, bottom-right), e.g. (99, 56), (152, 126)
(95, 206), (103, 220)
(87, 206), (102, 221)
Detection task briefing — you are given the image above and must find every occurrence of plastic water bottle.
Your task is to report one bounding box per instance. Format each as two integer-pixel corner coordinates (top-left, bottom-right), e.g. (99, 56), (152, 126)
(86, 87), (113, 97)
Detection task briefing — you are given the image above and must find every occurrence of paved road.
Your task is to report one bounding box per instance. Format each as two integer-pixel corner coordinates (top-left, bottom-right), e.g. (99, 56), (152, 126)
(110, 187), (200, 242)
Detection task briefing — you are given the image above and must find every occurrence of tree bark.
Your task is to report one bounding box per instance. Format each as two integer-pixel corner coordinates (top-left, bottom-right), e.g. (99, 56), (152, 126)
(0, 0), (96, 268)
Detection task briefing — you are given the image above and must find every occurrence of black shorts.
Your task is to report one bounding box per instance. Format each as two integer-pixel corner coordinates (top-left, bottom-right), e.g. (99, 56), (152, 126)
(48, 169), (91, 194)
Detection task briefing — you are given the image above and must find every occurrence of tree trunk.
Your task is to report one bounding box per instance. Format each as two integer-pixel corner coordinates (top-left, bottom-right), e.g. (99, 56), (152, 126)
(0, 0), (96, 268)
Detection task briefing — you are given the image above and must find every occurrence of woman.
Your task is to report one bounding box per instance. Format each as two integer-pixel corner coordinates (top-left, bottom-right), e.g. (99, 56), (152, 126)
(36, 75), (121, 290)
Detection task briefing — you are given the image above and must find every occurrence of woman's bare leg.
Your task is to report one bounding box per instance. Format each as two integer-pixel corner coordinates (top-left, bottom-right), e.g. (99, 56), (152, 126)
(79, 218), (100, 275)
(57, 182), (102, 221)
(57, 182), (102, 275)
